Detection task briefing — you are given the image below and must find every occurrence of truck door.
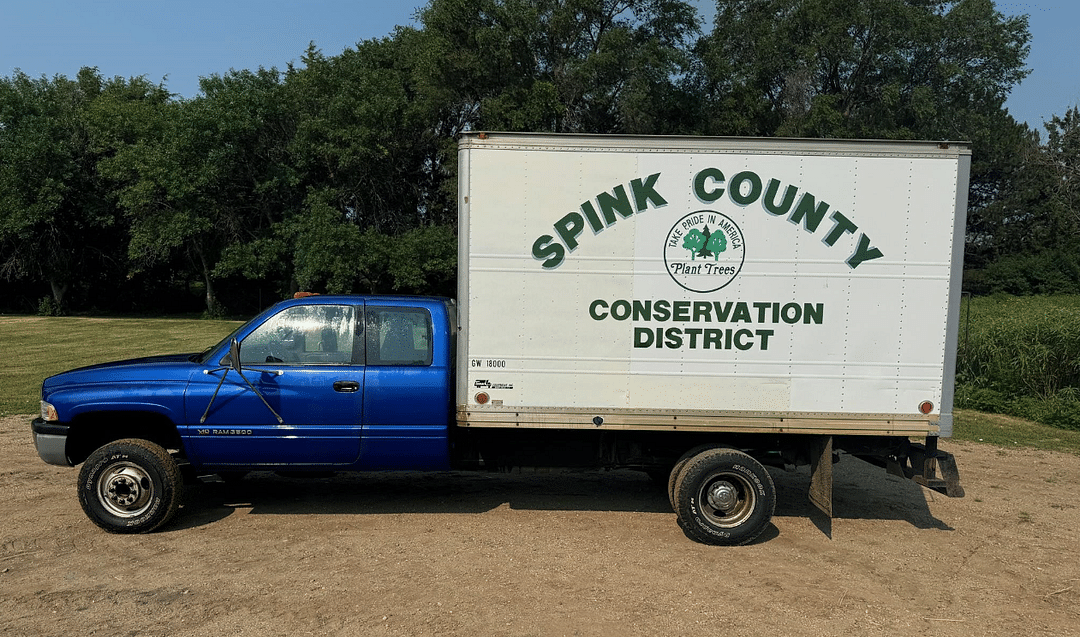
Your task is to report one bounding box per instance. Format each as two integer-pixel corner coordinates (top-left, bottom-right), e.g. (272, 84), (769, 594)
(359, 304), (451, 470)
(186, 302), (364, 466)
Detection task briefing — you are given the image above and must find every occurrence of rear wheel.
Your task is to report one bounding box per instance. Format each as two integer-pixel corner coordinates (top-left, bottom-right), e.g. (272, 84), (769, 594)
(673, 448), (775, 545)
(77, 439), (183, 534)
(667, 456), (692, 512)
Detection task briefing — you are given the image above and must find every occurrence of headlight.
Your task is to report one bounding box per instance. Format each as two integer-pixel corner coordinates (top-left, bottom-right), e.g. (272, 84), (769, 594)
(40, 401), (58, 422)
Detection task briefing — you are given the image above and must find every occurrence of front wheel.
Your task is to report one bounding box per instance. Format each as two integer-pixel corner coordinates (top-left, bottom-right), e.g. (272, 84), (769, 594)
(77, 439), (183, 534)
(673, 448), (775, 545)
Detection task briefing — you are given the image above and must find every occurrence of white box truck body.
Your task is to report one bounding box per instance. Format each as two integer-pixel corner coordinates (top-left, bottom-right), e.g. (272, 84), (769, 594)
(457, 133), (969, 438)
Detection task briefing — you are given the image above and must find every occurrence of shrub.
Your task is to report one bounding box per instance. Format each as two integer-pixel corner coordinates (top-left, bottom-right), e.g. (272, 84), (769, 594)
(36, 296), (63, 316)
(956, 295), (1080, 430)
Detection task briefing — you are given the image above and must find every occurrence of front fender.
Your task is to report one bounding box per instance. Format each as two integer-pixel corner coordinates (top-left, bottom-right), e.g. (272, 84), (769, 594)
(47, 382), (187, 424)
(66, 400), (182, 422)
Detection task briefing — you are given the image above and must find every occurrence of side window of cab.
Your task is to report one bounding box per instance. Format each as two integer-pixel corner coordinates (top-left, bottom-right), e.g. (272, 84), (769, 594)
(240, 305), (359, 365)
(365, 307), (432, 366)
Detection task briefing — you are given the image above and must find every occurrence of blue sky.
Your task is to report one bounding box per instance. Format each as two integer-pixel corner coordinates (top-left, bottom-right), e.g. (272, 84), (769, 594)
(2, 1), (1076, 133)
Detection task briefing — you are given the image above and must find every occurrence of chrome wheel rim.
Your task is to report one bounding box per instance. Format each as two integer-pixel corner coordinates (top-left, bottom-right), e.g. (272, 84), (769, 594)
(698, 471), (756, 528)
(96, 461), (154, 518)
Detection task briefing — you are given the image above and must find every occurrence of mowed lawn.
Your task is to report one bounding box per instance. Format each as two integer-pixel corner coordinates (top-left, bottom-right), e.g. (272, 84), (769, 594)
(0, 316), (241, 417)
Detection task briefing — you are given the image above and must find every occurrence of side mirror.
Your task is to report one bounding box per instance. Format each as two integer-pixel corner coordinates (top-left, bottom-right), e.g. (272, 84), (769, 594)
(228, 338), (242, 373)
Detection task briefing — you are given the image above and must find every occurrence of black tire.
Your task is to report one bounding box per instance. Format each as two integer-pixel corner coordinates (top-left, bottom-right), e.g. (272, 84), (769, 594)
(667, 444), (730, 512)
(667, 456), (692, 512)
(77, 439), (183, 534)
(673, 448), (775, 546)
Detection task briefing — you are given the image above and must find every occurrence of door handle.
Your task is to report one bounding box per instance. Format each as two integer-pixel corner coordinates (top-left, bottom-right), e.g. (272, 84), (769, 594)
(333, 380), (360, 393)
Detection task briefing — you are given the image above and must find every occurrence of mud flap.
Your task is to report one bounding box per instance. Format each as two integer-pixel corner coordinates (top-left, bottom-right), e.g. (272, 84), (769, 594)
(907, 436), (966, 498)
(808, 435), (833, 518)
(934, 452), (965, 498)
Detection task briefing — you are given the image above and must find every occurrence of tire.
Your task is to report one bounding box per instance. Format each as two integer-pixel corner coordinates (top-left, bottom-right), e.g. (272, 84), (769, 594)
(667, 456), (692, 512)
(77, 439), (184, 534)
(667, 444), (729, 512)
(673, 448), (775, 546)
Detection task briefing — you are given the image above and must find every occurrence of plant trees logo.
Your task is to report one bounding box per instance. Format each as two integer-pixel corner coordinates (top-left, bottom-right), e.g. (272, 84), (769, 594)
(664, 211), (745, 293)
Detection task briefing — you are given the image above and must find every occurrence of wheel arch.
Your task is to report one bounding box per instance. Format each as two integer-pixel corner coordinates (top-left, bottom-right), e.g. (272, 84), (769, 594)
(66, 411), (184, 466)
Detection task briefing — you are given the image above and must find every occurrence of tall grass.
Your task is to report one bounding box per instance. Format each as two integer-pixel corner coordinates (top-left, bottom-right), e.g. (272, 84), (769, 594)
(0, 316), (241, 417)
(956, 295), (1080, 430)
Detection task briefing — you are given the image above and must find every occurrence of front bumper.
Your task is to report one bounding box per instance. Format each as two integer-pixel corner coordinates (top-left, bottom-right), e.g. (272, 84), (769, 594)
(31, 418), (72, 466)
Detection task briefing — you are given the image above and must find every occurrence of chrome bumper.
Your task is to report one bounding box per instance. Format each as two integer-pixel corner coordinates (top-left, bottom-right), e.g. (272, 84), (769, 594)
(31, 418), (72, 466)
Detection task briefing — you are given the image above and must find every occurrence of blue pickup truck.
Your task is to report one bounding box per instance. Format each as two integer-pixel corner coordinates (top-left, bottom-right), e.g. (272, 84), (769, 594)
(33, 295), (461, 530)
(32, 133), (970, 545)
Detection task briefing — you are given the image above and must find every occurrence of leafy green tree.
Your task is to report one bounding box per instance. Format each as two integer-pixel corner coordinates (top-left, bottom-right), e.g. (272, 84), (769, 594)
(97, 68), (298, 313)
(693, 0), (1029, 139)
(215, 36), (459, 298)
(965, 106), (1080, 294)
(415, 0), (700, 134)
(1043, 106), (1080, 235)
(0, 68), (149, 312)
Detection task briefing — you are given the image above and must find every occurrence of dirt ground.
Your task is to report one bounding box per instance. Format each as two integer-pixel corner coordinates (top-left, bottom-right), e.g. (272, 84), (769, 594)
(2, 415), (1078, 637)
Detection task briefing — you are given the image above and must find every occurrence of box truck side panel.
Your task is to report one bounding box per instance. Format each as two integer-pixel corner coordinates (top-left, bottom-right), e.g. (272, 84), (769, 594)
(458, 134), (969, 436)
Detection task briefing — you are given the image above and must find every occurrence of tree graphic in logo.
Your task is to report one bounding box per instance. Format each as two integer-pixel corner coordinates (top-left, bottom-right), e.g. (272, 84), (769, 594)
(665, 212), (745, 293)
(682, 226), (728, 261)
(682, 229), (706, 259)
(706, 229), (728, 260)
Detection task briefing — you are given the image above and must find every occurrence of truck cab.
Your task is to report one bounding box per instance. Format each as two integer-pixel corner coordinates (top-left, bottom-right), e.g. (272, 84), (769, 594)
(32, 295), (455, 533)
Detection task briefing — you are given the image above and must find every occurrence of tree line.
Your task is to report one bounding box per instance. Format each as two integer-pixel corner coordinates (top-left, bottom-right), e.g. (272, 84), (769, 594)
(1, 0), (1076, 316)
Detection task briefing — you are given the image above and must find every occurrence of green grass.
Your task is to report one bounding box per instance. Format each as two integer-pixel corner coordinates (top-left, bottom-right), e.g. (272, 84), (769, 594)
(0, 315), (242, 417)
(956, 294), (1080, 430)
(953, 409), (1080, 455)
(957, 295), (1080, 396)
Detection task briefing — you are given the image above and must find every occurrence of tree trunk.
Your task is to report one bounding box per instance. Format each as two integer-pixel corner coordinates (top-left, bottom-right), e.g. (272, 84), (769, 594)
(193, 244), (218, 315)
(49, 279), (68, 313)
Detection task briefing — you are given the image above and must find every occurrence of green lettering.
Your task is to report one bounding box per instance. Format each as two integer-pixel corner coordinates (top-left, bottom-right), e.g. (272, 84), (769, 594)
(634, 327), (654, 348)
(781, 303), (801, 324)
(631, 173), (667, 211)
(823, 211), (857, 246)
(763, 179), (798, 216)
(729, 171), (762, 206)
(693, 168), (725, 203)
(554, 212), (585, 251)
(673, 301), (691, 322)
(633, 300), (652, 321)
(847, 234), (884, 268)
(693, 302), (712, 322)
(789, 193), (829, 233)
(532, 235), (565, 269)
(581, 201), (604, 233)
(598, 185), (634, 226)
(804, 303), (824, 324)
(713, 301), (732, 321)
(731, 302), (752, 323)
(753, 302), (771, 323)
(653, 300), (671, 322)
(589, 300), (608, 320)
